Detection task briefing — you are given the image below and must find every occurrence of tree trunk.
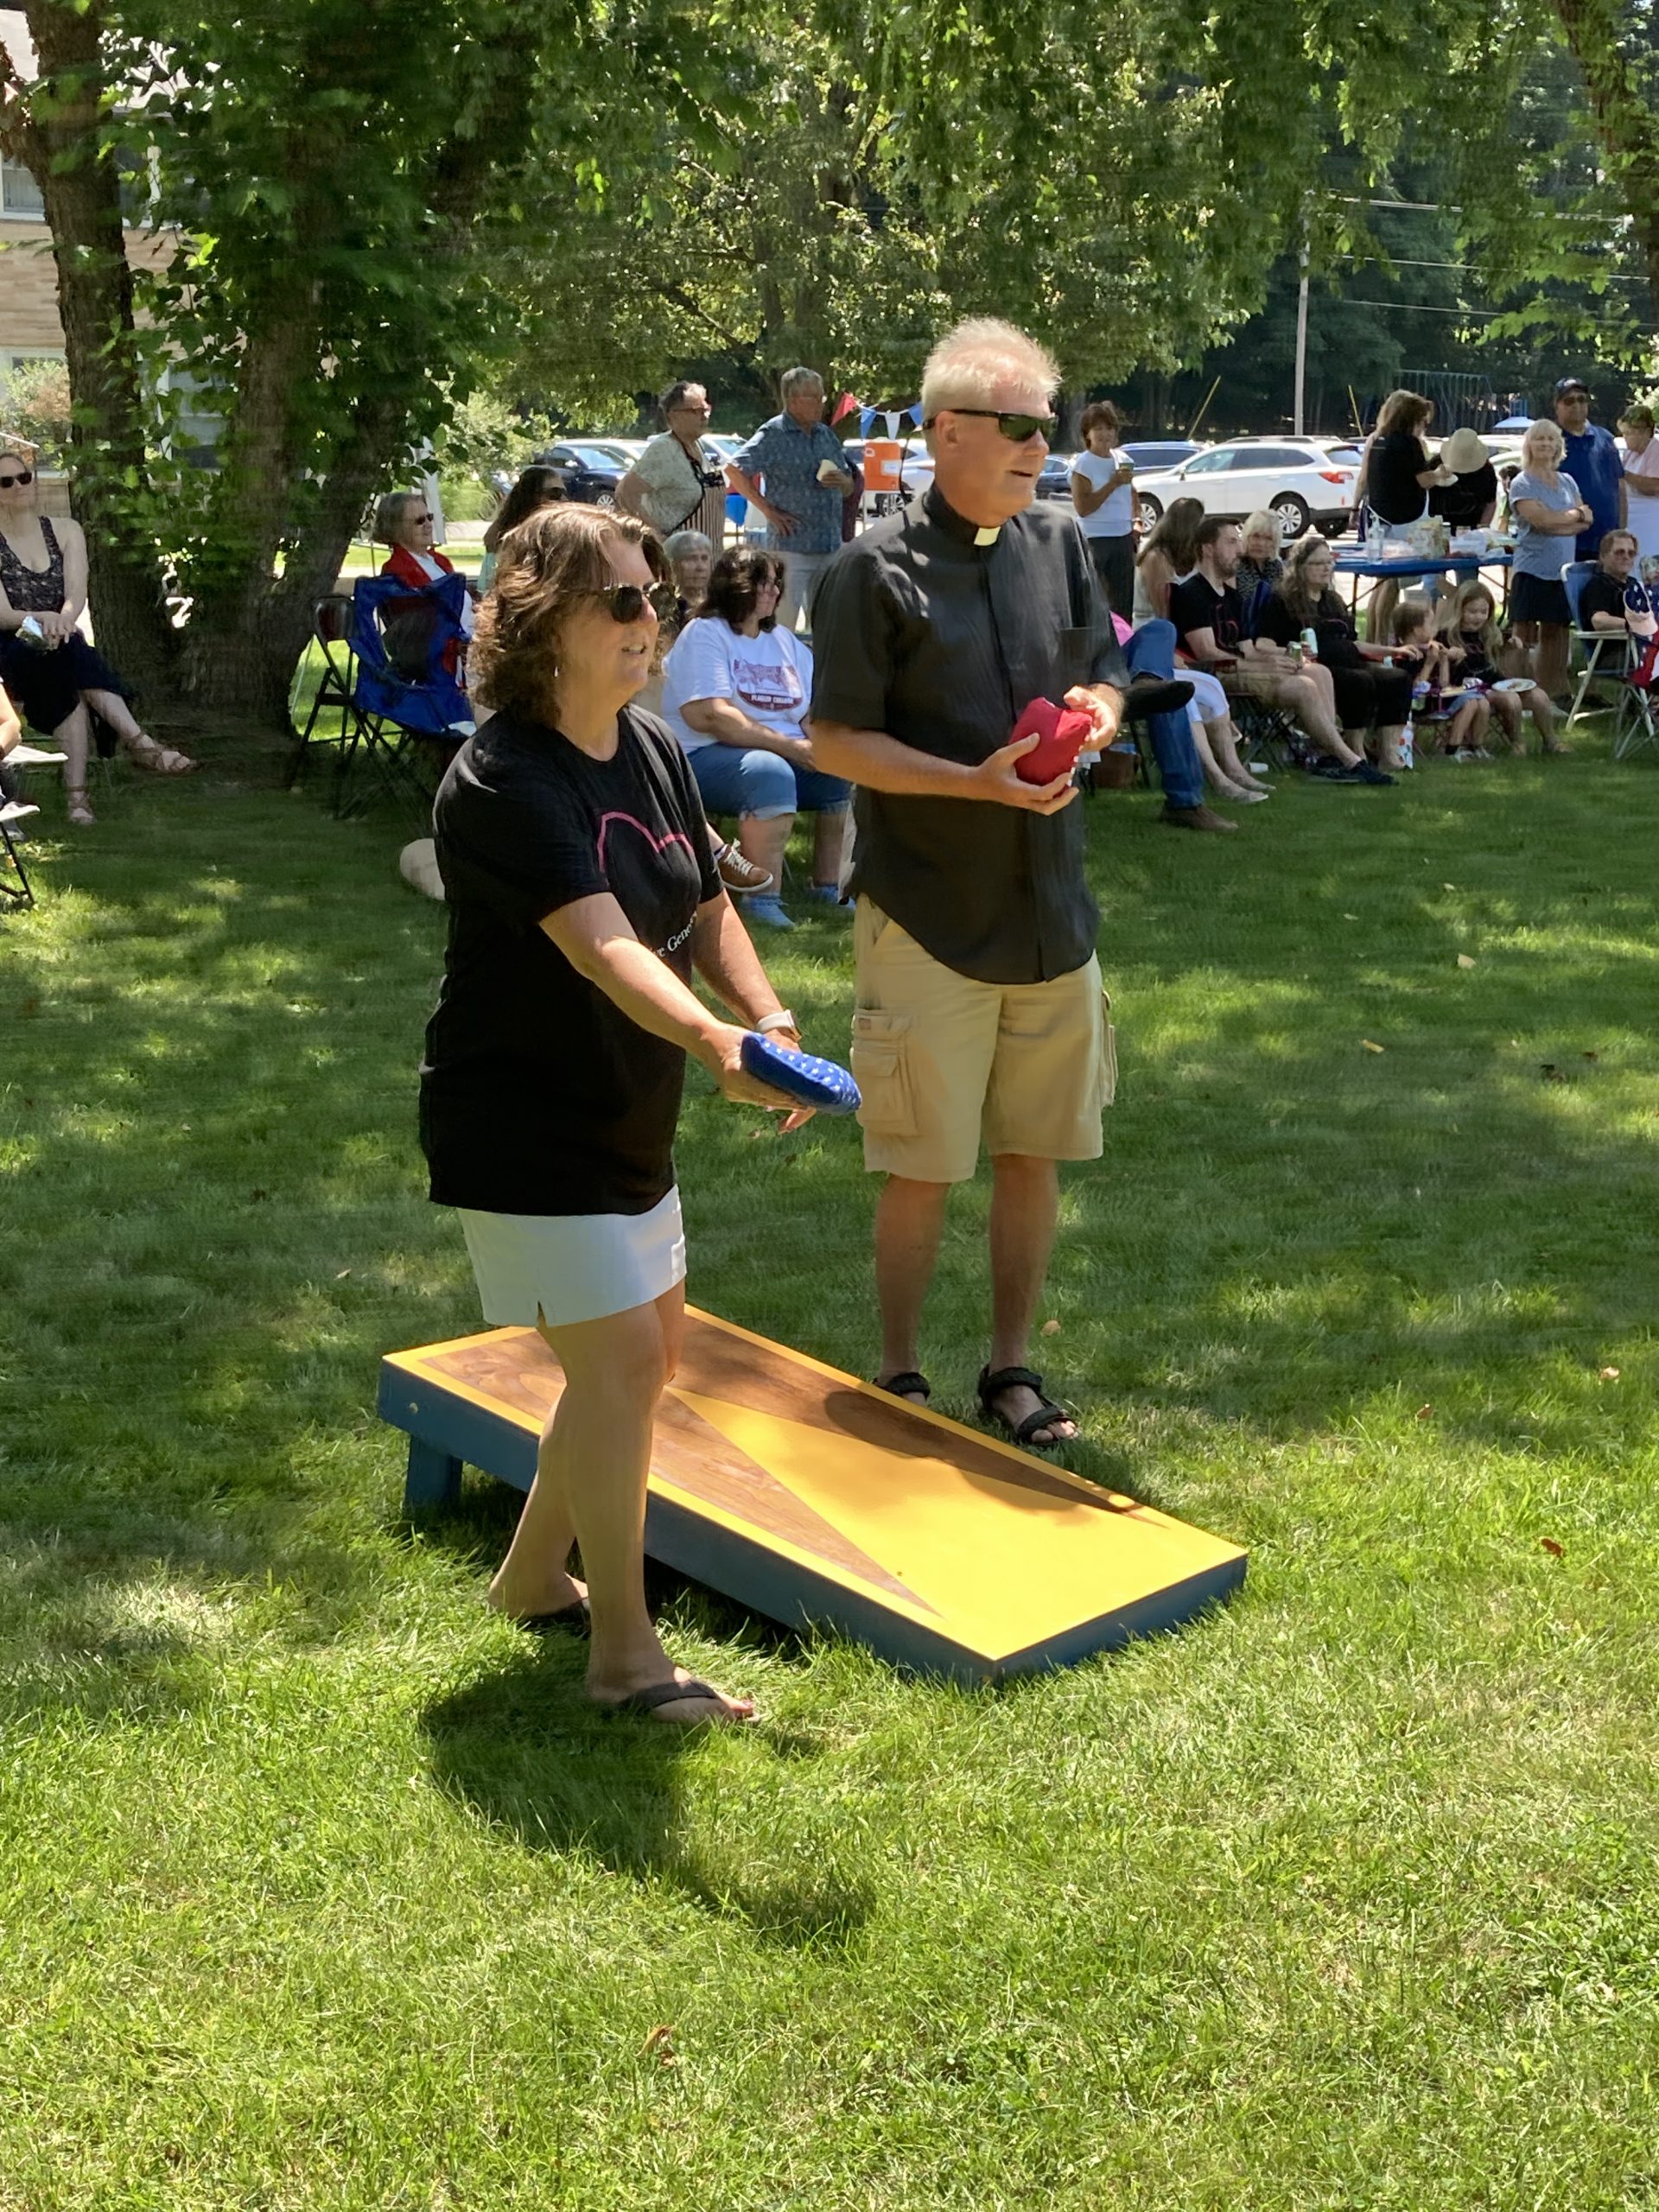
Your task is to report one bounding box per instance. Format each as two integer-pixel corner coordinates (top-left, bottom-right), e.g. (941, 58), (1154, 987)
(21, 1), (175, 695)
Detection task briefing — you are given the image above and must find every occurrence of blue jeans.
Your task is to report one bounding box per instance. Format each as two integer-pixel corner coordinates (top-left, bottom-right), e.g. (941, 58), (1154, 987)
(688, 742), (851, 822)
(1126, 619), (1204, 810)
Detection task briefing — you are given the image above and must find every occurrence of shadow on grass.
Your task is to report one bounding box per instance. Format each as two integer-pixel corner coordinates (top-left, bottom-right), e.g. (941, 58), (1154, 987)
(421, 1648), (873, 1950)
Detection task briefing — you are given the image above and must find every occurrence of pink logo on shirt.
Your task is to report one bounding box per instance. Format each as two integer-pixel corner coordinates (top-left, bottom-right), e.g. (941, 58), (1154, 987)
(731, 650), (803, 715)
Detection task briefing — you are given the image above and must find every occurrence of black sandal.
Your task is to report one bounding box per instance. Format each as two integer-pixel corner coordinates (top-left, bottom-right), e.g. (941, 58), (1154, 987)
(976, 1364), (1075, 1450)
(874, 1370), (931, 1404)
(597, 1677), (746, 1722)
(513, 1597), (590, 1637)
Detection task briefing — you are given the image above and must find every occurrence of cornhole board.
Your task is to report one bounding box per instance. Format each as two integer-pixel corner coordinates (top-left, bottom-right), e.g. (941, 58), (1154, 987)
(378, 1310), (1247, 1683)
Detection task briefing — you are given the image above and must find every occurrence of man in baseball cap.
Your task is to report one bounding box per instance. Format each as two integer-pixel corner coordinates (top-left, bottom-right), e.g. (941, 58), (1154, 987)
(1554, 377), (1625, 559)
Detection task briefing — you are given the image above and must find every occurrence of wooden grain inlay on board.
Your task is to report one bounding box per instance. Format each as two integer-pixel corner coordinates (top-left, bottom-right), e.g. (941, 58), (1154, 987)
(429, 1328), (933, 1607)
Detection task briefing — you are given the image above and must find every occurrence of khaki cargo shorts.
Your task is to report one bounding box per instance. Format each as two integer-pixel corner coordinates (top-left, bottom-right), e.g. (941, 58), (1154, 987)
(849, 899), (1116, 1184)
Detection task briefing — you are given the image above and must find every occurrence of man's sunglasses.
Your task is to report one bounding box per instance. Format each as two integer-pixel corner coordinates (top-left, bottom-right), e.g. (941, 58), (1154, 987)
(0, 469), (34, 488)
(585, 582), (679, 623)
(931, 408), (1058, 442)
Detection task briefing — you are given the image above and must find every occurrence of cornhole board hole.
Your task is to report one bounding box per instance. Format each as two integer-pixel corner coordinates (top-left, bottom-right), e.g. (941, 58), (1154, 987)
(378, 1310), (1247, 1683)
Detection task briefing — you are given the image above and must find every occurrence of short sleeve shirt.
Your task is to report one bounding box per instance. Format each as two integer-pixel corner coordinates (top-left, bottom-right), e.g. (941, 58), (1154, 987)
(1430, 461), (1498, 530)
(420, 707), (721, 1217)
(632, 432), (712, 537)
(809, 486), (1128, 985)
(1366, 432), (1431, 525)
(1169, 571), (1246, 657)
(661, 617), (812, 753)
(731, 413), (848, 556)
(1561, 423), (1624, 556)
(1071, 451), (1135, 537)
(1510, 469), (1584, 580)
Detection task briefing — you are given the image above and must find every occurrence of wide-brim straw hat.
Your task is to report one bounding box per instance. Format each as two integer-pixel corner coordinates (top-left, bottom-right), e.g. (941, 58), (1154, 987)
(1441, 429), (1491, 474)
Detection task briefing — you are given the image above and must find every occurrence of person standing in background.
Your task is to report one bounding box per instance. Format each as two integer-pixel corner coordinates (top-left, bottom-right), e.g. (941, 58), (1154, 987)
(1617, 404), (1659, 584)
(725, 369), (853, 631)
(1553, 377), (1625, 560)
(618, 381), (728, 554)
(1069, 402), (1138, 616)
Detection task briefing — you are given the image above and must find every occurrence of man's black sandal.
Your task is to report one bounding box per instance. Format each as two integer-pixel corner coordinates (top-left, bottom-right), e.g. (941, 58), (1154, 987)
(874, 1370), (931, 1404)
(599, 1677), (737, 1720)
(976, 1365), (1075, 1450)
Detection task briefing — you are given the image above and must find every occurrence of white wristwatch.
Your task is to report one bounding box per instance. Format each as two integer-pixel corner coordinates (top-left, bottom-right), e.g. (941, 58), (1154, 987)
(755, 1008), (798, 1034)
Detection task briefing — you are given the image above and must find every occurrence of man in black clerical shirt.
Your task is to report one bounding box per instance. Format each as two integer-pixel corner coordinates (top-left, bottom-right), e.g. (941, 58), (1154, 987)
(810, 316), (1123, 1449)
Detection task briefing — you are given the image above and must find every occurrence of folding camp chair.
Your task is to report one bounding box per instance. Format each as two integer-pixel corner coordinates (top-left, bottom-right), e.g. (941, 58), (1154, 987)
(285, 594), (359, 802)
(301, 574), (474, 823)
(1562, 561), (1659, 757)
(0, 797), (37, 906)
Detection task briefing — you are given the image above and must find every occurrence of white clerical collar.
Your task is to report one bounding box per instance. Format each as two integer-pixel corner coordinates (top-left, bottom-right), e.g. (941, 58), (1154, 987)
(973, 524), (1001, 546)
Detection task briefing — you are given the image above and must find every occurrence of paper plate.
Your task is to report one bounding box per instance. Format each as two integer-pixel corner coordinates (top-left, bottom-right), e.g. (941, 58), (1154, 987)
(1492, 677), (1535, 693)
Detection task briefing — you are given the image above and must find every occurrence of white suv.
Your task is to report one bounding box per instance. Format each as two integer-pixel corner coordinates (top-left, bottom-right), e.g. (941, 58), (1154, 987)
(1133, 438), (1361, 538)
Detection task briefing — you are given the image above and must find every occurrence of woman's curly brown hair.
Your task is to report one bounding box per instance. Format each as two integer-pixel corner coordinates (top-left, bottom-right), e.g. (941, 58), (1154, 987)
(470, 505), (671, 719)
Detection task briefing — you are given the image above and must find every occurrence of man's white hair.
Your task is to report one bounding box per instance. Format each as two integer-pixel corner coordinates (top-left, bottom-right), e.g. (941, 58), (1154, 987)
(921, 317), (1060, 424)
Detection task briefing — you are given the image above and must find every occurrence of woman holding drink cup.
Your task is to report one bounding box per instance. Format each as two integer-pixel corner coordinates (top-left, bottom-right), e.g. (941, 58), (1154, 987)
(1070, 402), (1139, 615)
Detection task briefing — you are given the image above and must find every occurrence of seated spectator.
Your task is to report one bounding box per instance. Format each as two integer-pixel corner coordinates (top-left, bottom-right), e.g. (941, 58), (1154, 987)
(1429, 429), (1499, 532)
(1617, 404), (1659, 580)
(1435, 582), (1560, 754)
(1170, 518), (1389, 782)
(1390, 594), (1492, 759)
(1133, 496), (1204, 622)
(478, 466), (565, 592)
(376, 492), (478, 635)
(661, 547), (851, 927)
(1508, 418), (1593, 702)
(1235, 512), (1286, 632)
(1577, 528), (1659, 688)
(1255, 534), (1412, 773)
(1070, 401), (1138, 614)
(0, 448), (195, 827)
(663, 528), (714, 619)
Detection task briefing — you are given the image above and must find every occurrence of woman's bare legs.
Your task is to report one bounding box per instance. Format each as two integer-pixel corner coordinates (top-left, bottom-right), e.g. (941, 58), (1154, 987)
(81, 686), (197, 771)
(54, 702), (95, 823)
(1515, 621), (1570, 704)
(502, 1286), (751, 1723)
(1202, 710), (1262, 792)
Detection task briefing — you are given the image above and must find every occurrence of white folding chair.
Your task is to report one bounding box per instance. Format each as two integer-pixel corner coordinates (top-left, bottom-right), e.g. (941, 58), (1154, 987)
(0, 798), (39, 906)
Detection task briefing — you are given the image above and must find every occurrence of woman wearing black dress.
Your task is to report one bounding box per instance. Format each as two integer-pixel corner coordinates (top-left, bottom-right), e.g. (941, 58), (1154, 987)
(0, 452), (195, 825)
(422, 504), (804, 1726)
(1258, 535), (1414, 772)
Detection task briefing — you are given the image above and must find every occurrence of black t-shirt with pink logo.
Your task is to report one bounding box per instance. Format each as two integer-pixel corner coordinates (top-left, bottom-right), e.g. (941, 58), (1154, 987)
(422, 706), (720, 1216)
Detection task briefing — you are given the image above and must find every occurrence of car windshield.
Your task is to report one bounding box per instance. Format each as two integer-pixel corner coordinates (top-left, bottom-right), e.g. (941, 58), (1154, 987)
(565, 444), (625, 469)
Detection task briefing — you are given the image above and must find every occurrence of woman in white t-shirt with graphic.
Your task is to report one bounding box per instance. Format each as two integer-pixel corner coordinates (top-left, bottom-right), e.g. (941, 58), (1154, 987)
(1070, 400), (1139, 616)
(662, 548), (852, 929)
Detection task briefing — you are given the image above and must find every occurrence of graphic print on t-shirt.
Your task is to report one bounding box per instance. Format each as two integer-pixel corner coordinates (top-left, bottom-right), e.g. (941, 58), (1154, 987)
(730, 646), (804, 715)
(595, 809), (702, 963)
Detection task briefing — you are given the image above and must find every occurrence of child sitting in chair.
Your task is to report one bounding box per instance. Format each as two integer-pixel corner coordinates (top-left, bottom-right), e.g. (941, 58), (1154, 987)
(1392, 594), (1492, 760)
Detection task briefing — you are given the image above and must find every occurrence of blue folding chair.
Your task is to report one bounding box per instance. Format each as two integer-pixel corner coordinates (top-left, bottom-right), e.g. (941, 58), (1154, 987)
(335, 572), (475, 819)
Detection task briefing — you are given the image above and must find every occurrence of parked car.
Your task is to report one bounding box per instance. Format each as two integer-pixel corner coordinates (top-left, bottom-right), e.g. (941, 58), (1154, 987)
(1038, 440), (1209, 502)
(531, 441), (631, 506)
(1131, 437), (1359, 537)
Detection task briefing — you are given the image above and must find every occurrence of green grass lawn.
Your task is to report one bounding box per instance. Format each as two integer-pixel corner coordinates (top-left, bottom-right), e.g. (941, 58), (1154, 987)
(3, 734), (1658, 2210)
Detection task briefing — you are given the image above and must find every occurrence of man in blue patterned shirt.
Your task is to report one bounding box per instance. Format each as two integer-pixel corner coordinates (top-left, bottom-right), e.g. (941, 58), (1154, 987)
(727, 369), (854, 630)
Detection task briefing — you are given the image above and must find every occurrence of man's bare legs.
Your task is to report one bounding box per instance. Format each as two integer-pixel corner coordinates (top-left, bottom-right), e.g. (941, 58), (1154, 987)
(986, 1154), (1076, 1444)
(874, 1158), (1076, 1444)
(875, 1175), (951, 1398)
(812, 806), (852, 889)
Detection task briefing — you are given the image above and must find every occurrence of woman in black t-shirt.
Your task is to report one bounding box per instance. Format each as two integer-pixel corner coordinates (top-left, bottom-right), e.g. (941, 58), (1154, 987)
(423, 505), (804, 1726)
(1259, 535), (1414, 769)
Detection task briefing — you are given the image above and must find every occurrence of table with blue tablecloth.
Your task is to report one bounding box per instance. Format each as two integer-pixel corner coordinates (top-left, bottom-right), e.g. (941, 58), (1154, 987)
(1333, 546), (1515, 624)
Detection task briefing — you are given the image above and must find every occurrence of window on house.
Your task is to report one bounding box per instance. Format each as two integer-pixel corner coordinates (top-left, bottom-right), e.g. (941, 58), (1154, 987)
(1, 156), (46, 219)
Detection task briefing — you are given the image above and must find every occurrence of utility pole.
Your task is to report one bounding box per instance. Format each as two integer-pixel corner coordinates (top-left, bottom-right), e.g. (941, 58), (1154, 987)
(1293, 214), (1310, 435)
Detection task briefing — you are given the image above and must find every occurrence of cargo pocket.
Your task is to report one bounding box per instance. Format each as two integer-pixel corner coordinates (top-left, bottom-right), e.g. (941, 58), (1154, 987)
(1098, 988), (1118, 1109)
(849, 1008), (917, 1136)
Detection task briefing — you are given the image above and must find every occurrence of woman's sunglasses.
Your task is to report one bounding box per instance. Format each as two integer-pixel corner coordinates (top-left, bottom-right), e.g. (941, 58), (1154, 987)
(586, 582), (679, 624)
(0, 469), (34, 488)
(930, 408), (1058, 442)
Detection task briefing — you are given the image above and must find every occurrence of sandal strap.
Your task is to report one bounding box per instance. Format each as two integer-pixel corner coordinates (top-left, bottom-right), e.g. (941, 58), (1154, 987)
(977, 1364), (1044, 1408)
(874, 1370), (931, 1402)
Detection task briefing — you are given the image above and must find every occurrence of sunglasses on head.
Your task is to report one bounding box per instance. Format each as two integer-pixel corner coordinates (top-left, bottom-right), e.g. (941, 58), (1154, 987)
(586, 581), (679, 624)
(0, 468), (33, 488)
(931, 408), (1058, 442)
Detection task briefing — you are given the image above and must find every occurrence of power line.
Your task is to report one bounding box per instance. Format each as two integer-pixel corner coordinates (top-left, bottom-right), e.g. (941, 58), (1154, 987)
(1337, 194), (1612, 226)
(1338, 251), (1647, 284)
